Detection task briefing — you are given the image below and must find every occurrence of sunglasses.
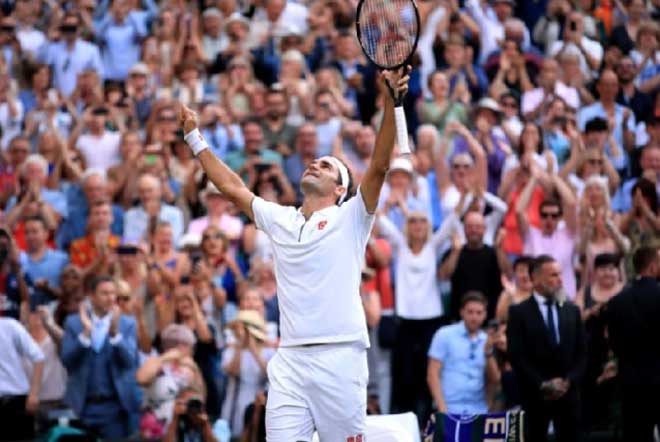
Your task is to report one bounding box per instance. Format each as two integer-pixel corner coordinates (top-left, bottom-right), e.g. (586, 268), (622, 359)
(408, 217), (427, 223)
(500, 100), (517, 108)
(202, 232), (224, 241)
(540, 212), (561, 219)
(158, 115), (177, 122)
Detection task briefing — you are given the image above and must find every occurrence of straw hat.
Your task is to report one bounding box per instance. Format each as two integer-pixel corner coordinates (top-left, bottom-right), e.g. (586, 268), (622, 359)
(230, 310), (268, 341)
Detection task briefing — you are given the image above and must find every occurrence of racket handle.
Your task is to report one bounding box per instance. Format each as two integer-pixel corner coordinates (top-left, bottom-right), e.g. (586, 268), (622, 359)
(394, 106), (411, 154)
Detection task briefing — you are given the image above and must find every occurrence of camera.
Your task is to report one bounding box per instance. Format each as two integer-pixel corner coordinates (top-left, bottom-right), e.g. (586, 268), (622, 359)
(254, 163), (272, 174)
(186, 398), (203, 416)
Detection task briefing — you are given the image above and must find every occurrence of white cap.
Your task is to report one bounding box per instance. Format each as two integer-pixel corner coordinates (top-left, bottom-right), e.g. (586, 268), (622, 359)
(389, 157), (414, 175)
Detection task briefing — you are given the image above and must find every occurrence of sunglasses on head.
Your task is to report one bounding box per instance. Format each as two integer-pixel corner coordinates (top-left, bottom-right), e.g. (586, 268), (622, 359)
(540, 212), (561, 219)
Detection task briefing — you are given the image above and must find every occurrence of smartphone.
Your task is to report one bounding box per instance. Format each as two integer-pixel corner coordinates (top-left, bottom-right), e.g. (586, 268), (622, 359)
(144, 154), (159, 165)
(569, 20), (577, 32)
(116, 245), (139, 255)
(487, 319), (500, 331)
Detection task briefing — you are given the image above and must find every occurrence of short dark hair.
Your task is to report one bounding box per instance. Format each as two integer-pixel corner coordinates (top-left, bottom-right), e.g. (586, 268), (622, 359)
(460, 291), (488, 309)
(594, 252), (620, 268)
(24, 215), (48, 230)
(90, 275), (115, 292)
(240, 117), (262, 130)
(513, 255), (534, 272)
(632, 246), (659, 274)
(539, 199), (562, 215)
(530, 255), (556, 275)
(584, 117), (609, 133)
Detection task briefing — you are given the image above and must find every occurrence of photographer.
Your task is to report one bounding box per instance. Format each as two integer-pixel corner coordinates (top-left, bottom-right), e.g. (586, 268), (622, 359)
(164, 387), (217, 442)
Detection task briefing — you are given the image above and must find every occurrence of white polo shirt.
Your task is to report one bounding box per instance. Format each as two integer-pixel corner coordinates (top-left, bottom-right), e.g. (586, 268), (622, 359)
(252, 189), (374, 348)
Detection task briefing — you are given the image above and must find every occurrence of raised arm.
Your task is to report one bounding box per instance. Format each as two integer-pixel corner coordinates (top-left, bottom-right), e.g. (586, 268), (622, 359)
(180, 105), (256, 220)
(360, 67), (411, 213)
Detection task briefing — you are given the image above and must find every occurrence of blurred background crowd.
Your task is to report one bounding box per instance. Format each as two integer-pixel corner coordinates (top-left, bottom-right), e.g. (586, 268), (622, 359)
(0, 0), (658, 440)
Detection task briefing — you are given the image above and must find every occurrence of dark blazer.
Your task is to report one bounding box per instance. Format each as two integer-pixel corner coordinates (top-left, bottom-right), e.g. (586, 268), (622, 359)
(60, 313), (141, 416)
(605, 277), (660, 389)
(507, 295), (587, 404)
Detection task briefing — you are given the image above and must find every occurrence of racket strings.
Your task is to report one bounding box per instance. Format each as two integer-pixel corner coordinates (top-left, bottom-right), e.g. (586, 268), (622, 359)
(358, 0), (418, 68)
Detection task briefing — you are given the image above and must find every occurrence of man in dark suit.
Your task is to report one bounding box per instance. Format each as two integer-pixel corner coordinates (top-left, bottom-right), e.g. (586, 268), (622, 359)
(507, 255), (586, 442)
(61, 275), (141, 439)
(605, 246), (660, 442)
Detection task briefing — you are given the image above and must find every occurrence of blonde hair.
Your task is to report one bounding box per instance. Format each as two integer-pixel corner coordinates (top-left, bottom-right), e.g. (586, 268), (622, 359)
(403, 211), (432, 248)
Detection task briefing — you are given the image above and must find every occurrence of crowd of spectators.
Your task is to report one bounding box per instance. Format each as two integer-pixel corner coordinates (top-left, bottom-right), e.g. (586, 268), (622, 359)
(0, 0), (659, 440)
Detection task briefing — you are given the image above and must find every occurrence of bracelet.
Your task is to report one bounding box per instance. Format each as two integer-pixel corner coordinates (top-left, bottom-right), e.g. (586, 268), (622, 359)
(184, 128), (209, 156)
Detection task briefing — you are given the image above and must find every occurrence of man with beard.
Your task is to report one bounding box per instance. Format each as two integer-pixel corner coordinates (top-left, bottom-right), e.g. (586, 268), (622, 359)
(507, 255), (586, 442)
(615, 55), (653, 125)
(261, 85), (299, 156)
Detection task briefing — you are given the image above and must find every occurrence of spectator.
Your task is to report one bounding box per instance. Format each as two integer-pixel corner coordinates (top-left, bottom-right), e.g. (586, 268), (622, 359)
(96, 0), (148, 81)
(187, 183), (244, 242)
(614, 144), (660, 213)
(126, 63), (154, 127)
(261, 86), (298, 154)
(517, 174), (578, 299)
(379, 157), (432, 231)
(549, 12), (603, 81)
(69, 200), (121, 270)
(375, 209), (450, 419)
(164, 387), (217, 442)
(198, 103), (244, 160)
(495, 255), (533, 320)
(605, 246), (660, 442)
(137, 324), (205, 439)
(507, 255), (587, 442)
(440, 211), (506, 319)
(615, 55), (654, 124)
(427, 292), (499, 414)
(147, 221), (190, 294)
(39, 12), (104, 97)
(0, 135), (31, 208)
(575, 253), (623, 433)
(225, 118), (283, 181)
(620, 179), (660, 276)
(521, 58), (579, 122)
(73, 106), (122, 171)
(577, 70), (636, 163)
(5, 153), (68, 229)
(19, 215), (69, 305)
(221, 310), (275, 437)
(418, 70), (468, 135)
(0, 316), (44, 440)
(0, 72), (25, 149)
(60, 275), (140, 439)
(57, 168), (124, 251)
(123, 173), (185, 244)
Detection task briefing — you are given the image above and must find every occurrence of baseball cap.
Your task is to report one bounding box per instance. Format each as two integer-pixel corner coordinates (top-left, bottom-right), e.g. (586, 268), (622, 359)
(475, 97), (502, 115)
(389, 157), (414, 175)
(129, 62), (150, 76)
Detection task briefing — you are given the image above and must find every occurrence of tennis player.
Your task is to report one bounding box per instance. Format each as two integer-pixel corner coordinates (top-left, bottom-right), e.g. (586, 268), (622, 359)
(179, 67), (410, 441)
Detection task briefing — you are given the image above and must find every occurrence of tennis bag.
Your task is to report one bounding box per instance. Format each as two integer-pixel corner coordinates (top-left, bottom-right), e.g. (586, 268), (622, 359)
(423, 409), (525, 442)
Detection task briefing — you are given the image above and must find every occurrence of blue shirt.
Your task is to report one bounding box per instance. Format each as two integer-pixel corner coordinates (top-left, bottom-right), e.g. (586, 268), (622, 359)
(123, 204), (185, 245)
(428, 322), (488, 415)
(20, 249), (69, 288)
(577, 102), (635, 170)
(96, 12), (147, 80)
(202, 124), (244, 160)
(39, 40), (104, 97)
(6, 188), (68, 219)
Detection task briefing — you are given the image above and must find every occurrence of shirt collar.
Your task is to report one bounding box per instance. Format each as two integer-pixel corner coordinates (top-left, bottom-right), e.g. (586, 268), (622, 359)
(91, 311), (112, 324)
(533, 292), (552, 305)
(296, 204), (339, 220)
(460, 321), (484, 341)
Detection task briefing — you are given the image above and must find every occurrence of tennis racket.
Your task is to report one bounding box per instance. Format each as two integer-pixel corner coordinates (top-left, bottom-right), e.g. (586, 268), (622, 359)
(356, 0), (420, 154)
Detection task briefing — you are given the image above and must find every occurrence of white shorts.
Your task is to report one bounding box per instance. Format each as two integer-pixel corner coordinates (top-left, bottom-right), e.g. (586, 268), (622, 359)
(266, 342), (368, 442)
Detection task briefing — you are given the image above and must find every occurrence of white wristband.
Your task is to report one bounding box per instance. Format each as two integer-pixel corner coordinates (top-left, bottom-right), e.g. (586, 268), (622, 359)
(184, 128), (209, 156)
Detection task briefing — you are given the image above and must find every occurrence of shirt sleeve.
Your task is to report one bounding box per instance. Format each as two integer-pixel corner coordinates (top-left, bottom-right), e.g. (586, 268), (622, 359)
(348, 186), (376, 248)
(14, 320), (45, 363)
(251, 197), (289, 236)
(427, 329), (448, 362)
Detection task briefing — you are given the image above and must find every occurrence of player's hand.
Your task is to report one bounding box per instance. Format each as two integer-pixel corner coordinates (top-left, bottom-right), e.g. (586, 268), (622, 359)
(380, 65), (411, 102)
(179, 104), (199, 134)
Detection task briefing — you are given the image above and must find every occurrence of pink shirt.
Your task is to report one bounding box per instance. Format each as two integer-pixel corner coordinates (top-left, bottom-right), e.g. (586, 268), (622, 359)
(187, 215), (244, 240)
(523, 224), (577, 299)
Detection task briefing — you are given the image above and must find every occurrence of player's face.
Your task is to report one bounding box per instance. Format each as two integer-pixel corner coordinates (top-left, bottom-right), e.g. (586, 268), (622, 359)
(301, 157), (343, 200)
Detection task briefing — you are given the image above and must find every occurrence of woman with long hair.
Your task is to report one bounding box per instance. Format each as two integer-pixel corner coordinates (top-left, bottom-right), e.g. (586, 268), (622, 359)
(377, 202), (453, 421)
